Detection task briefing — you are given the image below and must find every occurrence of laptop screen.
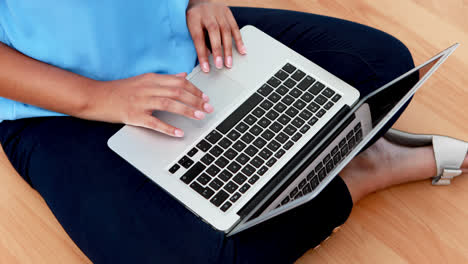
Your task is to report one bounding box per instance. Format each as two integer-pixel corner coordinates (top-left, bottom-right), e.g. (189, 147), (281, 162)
(364, 54), (442, 127)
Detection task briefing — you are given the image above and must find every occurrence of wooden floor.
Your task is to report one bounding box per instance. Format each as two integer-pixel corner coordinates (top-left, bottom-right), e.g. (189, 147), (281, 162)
(1, 0), (467, 263)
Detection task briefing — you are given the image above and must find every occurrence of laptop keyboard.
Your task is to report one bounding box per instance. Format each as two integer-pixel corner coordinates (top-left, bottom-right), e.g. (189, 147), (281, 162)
(168, 63), (342, 213)
(278, 122), (363, 207)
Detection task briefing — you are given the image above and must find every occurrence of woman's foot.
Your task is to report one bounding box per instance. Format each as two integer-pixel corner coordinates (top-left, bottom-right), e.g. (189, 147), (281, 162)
(340, 137), (468, 203)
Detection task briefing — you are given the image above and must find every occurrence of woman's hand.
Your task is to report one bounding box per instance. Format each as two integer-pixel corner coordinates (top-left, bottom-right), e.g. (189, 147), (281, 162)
(186, 0), (246, 73)
(90, 72), (213, 137)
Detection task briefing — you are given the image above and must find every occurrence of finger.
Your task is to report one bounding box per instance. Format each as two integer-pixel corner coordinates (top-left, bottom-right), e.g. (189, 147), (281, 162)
(188, 20), (211, 73)
(148, 86), (213, 113)
(147, 97), (208, 121)
(145, 74), (208, 101)
(217, 16), (233, 68)
(204, 17), (223, 69)
(175, 72), (187, 78)
(225, 8), (246, 55)
(139, 115), (184, 137)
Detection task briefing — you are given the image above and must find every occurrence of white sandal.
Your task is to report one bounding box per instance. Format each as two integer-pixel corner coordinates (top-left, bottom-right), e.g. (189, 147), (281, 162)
(384, 128), (468, 185)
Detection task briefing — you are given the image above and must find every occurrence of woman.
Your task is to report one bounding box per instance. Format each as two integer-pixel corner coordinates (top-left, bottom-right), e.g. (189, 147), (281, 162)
(0, 1), (467, 263)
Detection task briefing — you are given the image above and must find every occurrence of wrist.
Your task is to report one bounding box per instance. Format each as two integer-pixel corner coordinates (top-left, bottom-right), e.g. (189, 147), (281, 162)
(77, 79), (112, 122)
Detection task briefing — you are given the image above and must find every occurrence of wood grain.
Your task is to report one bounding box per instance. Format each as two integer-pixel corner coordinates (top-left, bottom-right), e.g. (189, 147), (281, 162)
(0, 0), (467, 263)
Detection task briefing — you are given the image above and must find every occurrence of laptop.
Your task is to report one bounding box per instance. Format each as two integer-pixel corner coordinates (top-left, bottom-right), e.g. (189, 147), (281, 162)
(107, 25), (458, 235)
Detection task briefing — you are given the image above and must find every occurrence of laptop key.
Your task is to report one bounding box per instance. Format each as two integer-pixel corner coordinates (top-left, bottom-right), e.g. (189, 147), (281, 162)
(209, 178), (223, 191)
(267, 77), (281, 88)
(266, 157), (277, 167)
(236, 153), (249, 165)
(278, 114), (291, 126)
(218, 170), (233, 182)
(169, 164), (182, 175)
(250, 156), (264, 168)
(297, 76), (315, 91)
(224, 181), (239, 194)
(302, 183), (312, 194)
(253, 107), (266, 118)
(233, 141), (247, 152)
(275, 69), (289, 81)
(197, 173), (213, 185)
(275, 132), (288, 144)
(224, 148), (238, 160)
(206, 165), (221, 177)
(197, 140), (212, 152)
(284, 125), (297, 136)
(190, 181), (205, 195)
(249, 125), (263, 136)
(261, 129), (275, 141)
(310, 176), (319, 189)
(242, 164), (256, 176)
(220, 202), (233, 212)
(244, 114), (257, 126)
(215, 156), (229, 168)
(268, 92), (281, 103)
(331, 94), (342, 102)
(275, 149), (286, 159)
(286, 107), (299, 118)
(233, 173), (248, 185)
(227, 161), (242, 173)
(282, 63), (296, 73)
(281, 95), (295, 105)
(333, 152), (341, 164)
(291, 70), (306, 81)
(245, 145), (259, 157)
(259, 148), (273, 160)
(274, 102), (287, 113)
(267, 140), (281, 152)
(206, 130), (222, 144)
(248, 175), (260, 185)
(230, 192), (242, 203)
(307, 102), (320, 113)
(253, 138), (267, 149)
(299, 179), (307, 189)
(314, 95), (327, 105)
(292, 132), (302, 142)
(301, 92), (314, 103)
(324, 101), (334, 110)
(235, 122), (249, 133)
(306, 172), (315, 181)
(258, 166), (268, 176)
(322, 88), (335, 98)
(258, 117), (272, 128)
(239, 183), (251, 193)
(257, 84), (273, 97)
(292, 117), (305, 128)
(241, 133), (255, 144)
(309, 81), (325, 95)
(178, 156), (194, 169)
(227, 130), (241, 141)
(269, 122), (283, 133)
(265, 110), (279, 120)
(260, 100), (274, 111)
(218, 138), (233, 149)
(318, 168), (327, 181)
(284, 78), (296, 89)
(300, 125), (311, 134)
(209, 146), (223, 157)
(289, 88), (302, 98)
(316, 109), (326, 118)
(276, 85), (289, 95)
(201, 188), (215, 200)
(290, 187), (299, 197)
(281, 196), (290, 205)
(210, 190), (229, 207)
(187, 148), (198, 157)
(326, 160), (334, 173)
(180, 162), (206, 184)
(308, 117), (319, 126)
(201, 154), (215, 165)
(293, 100), (306, 110)
(284, 141), (294, 150)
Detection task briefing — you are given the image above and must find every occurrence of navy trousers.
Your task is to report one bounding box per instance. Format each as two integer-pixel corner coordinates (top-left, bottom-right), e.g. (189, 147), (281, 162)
(0, 7), (414, 264)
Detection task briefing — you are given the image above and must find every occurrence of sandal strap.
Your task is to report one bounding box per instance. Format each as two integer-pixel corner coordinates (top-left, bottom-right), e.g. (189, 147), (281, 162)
(431, 135), (468, 185)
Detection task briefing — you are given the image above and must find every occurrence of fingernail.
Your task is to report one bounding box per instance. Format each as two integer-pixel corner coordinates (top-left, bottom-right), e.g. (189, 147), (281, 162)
(201, 62), (210, 73)
(174, 129), (184, 137)
(240, 45), (247, 55)
(226, 56), (233, 68)
(194, 111), (205, 120)
(215, 56), (223, 69)
(203, 103), (214, 113)
(202, 93), (210, 102)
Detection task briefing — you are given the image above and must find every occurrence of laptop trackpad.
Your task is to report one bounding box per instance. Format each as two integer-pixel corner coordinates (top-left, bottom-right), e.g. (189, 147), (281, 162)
(151, 71), (251, 165)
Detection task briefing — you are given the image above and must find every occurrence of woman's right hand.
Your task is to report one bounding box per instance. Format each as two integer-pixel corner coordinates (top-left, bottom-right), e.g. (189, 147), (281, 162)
(89, 72), (213, 137)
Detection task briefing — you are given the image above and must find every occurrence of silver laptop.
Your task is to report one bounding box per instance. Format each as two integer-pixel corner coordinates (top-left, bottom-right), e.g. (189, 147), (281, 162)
(108, 25), (458, 235)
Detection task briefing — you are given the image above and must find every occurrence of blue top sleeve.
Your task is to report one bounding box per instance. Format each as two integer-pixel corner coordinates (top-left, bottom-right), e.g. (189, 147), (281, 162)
(0, 23), (6, 44)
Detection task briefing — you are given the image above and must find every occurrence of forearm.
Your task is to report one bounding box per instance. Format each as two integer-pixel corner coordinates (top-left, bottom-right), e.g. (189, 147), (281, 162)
(0, 42), (103, 120)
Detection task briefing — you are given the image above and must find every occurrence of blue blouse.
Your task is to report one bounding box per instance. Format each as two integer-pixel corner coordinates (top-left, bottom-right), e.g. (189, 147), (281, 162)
(0, 0), (197, 121)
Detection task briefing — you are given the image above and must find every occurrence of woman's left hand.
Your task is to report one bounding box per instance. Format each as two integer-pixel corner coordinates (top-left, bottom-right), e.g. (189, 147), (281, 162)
(186, 0), (246, 73)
